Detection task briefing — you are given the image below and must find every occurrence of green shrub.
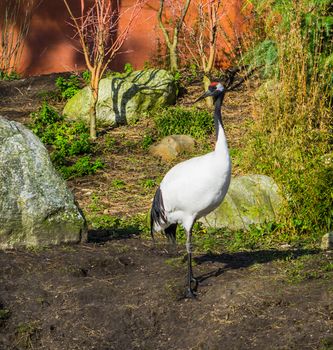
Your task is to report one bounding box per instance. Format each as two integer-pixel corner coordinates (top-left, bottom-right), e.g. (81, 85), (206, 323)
(58, 156), (104, 179)
(31, 102), (63, 125)
(123, 63), (134, 74)
(0, 70), (20, 81)
(82, 70), (91, 85)
(141, 134), (154, 149)
(153, 106), (214, 140)
(241, 39), (278, 78)
(30, 103), (91, 157)
(55, 74), (81, 99)
(30, 102), (104, 179)
(105, 63), (134, 79)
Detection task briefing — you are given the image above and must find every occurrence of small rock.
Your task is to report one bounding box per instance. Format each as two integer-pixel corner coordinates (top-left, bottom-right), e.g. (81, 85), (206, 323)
(321, 232), (333, 251)
(280, 244), (292, 250)
(150, 135), (195, 162)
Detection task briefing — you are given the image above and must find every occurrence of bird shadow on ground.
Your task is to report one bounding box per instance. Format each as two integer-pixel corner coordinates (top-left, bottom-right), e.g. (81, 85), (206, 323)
(194, 248), (320, 283)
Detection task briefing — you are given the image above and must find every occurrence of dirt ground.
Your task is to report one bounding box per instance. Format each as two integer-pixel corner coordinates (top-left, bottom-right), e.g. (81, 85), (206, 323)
(0, 74), (333, 350)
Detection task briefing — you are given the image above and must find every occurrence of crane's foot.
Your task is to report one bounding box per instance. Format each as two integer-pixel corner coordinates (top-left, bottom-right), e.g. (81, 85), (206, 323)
(185, 276), (198, 298)
(191, 276), (198, 289)
(185, 287), (197, 299)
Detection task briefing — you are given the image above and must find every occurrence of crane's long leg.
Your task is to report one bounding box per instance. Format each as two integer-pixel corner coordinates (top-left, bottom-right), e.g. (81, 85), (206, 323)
(185, 226), (198, 298)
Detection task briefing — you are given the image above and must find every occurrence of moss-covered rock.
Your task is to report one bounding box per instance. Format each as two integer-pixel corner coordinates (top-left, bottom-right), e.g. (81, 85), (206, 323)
(63, 69), (177, 126)
(200, 175), (283, 231)
(0, 116), (87, 249)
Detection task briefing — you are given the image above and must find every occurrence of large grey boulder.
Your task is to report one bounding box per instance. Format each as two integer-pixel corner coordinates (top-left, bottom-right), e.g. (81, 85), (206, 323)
(200, 175), (283, 231)
(0, 116), (87, 249)
(63, 69), (176, 126)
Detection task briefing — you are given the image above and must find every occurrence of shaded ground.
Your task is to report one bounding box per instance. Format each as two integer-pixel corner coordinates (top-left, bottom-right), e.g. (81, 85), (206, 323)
(1, 74), (332, 350)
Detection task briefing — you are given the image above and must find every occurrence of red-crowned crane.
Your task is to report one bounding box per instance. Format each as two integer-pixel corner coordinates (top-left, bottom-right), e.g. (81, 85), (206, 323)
(150, 81), (231, 298)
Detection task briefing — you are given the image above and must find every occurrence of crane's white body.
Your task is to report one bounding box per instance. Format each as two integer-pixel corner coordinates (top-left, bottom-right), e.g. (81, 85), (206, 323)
(154, 118), (231, 233)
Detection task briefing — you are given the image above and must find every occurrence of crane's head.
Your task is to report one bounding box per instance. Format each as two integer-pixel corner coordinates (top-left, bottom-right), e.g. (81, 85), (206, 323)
(195, 82), (225, 103)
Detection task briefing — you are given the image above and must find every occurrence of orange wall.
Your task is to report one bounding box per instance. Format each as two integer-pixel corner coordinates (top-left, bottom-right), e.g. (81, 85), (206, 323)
(17, 0), (247, 76)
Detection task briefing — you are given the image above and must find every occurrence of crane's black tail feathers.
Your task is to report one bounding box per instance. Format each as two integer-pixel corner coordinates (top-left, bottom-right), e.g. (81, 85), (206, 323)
(164, 223), (177, 245)
(150, 186), (167, 240)
(150, 187), (178, 244)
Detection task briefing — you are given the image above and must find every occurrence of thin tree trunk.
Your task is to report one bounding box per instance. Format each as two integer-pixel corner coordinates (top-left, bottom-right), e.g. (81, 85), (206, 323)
(169, 44), (178, 73)
(203, 75), (213, 108)
(89, 87), (98, 139)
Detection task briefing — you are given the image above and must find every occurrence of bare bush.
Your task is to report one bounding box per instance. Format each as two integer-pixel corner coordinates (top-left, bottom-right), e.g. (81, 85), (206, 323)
(0, 0), (35, 75)
(180, 1), (249, 105)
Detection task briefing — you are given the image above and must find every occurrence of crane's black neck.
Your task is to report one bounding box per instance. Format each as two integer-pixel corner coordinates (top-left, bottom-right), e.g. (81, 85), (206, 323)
(213, 92), (225, 140)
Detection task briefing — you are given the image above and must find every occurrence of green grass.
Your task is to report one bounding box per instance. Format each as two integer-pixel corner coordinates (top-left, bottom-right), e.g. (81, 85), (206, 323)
(87, 211), (309, 254)
(0, 309), (10, 320)
(276, 253), (333, 284)
(152, 106), (214, 140)
(103, 135), (117, 151)
(87, 213), (148, 240)
(16, 321), (42, 349)
(141, 134), (155, 150)
(140, 179), (156, 189)
(55, 74), (82, 100)
(111, 179), (126, 190)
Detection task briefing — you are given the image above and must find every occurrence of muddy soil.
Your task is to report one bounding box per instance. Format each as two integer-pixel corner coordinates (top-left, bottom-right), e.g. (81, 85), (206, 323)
(0, 74), (333, 350)
(1, 239), (333, 350)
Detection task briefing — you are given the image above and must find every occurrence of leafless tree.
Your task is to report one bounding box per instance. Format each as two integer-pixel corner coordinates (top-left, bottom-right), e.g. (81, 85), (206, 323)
(157, 0), (191, 73)
(182, 0), (223, 106)
(63, 0), (145, 139)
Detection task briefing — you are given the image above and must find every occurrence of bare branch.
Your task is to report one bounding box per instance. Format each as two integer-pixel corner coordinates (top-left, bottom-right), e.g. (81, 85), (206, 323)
(158, 0), (172, 48)
(63, 0), (94, 72)
(158, 0), (191, 72)
(173, 0), (191, 43)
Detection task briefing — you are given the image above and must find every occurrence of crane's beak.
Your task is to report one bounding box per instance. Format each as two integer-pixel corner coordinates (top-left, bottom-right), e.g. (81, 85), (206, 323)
(194, 90), (212, 103)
